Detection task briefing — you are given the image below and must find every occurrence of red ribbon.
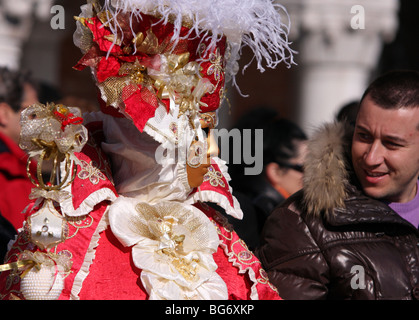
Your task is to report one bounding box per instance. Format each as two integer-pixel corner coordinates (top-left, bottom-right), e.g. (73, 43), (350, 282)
(47, 261), (60, 294)
(53, 111), (84, 131)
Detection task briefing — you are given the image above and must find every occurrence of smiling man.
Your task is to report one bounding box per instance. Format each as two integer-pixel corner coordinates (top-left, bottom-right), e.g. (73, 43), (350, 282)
(352, 85), (419, 205)
(257, 70), (419, 300)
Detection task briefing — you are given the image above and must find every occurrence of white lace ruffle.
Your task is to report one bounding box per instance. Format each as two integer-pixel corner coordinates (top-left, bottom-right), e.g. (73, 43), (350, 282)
(70, 209), (109, 300)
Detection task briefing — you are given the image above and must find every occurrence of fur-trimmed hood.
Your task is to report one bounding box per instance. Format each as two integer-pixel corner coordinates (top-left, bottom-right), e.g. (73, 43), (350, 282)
(303, 121), (355, 216)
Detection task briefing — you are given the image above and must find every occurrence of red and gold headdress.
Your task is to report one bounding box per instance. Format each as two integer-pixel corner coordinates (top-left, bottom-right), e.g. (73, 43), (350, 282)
(73, 0), (294, 139)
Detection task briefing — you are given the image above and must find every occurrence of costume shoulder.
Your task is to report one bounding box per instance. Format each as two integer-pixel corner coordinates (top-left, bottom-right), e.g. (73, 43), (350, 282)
(61, 119), (118, 217)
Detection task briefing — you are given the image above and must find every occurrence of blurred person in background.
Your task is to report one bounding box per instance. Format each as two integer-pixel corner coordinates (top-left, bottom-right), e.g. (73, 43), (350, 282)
(0, 67), (38, 261)
(0, 211), (15, 263)
(228, 107), (308, 250)
(336, 100), (360, 127)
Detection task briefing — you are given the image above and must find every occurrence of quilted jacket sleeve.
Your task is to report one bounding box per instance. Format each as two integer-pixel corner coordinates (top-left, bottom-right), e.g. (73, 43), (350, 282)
(256, 193), (330, 300)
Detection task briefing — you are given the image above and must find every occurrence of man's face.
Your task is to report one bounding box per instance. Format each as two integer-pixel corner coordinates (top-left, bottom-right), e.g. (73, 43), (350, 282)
(351, 95), (419, 203)
(2, 83), (38, 144)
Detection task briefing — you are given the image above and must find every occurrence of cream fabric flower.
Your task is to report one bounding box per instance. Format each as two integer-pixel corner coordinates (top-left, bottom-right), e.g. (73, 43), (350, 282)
(108, 196), (228, 299)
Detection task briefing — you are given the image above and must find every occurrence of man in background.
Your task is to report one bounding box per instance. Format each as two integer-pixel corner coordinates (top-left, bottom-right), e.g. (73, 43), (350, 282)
(0, 67), (38, 261)
(228, 107), (307, 250)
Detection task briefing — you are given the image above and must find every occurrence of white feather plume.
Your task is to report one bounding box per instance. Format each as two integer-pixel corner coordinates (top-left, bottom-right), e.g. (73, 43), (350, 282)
(102, 0), (296, 85)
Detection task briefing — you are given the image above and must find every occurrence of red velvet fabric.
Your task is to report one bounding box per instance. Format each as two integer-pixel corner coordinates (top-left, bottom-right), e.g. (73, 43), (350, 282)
(78, 227), (148, 300)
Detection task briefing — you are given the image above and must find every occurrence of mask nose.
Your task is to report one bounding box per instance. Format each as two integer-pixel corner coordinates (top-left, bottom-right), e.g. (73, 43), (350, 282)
(207, 129), (219, 158)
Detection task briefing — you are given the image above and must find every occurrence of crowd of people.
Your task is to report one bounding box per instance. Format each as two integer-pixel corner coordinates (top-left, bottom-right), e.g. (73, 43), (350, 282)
(0, 0), (419, 301)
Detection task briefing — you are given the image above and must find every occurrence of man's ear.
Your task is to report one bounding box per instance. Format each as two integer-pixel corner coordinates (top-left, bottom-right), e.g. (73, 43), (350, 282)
(0, 102), (11, 127)
(265, 162), (282, 186)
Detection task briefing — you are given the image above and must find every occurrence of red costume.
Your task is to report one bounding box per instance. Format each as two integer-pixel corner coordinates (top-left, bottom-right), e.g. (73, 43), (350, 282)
(0, 0), (294, 300)
(0, 120), (279, 300)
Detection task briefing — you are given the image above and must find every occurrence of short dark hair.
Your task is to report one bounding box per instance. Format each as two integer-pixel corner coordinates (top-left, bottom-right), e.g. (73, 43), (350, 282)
(263, 117), (307, 165)
(0, 67), (33, 112)
(361, 70), (419, 109)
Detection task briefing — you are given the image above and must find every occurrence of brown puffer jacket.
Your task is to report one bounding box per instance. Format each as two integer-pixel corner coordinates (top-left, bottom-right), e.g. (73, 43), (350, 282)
(256, 122), (419, 300)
